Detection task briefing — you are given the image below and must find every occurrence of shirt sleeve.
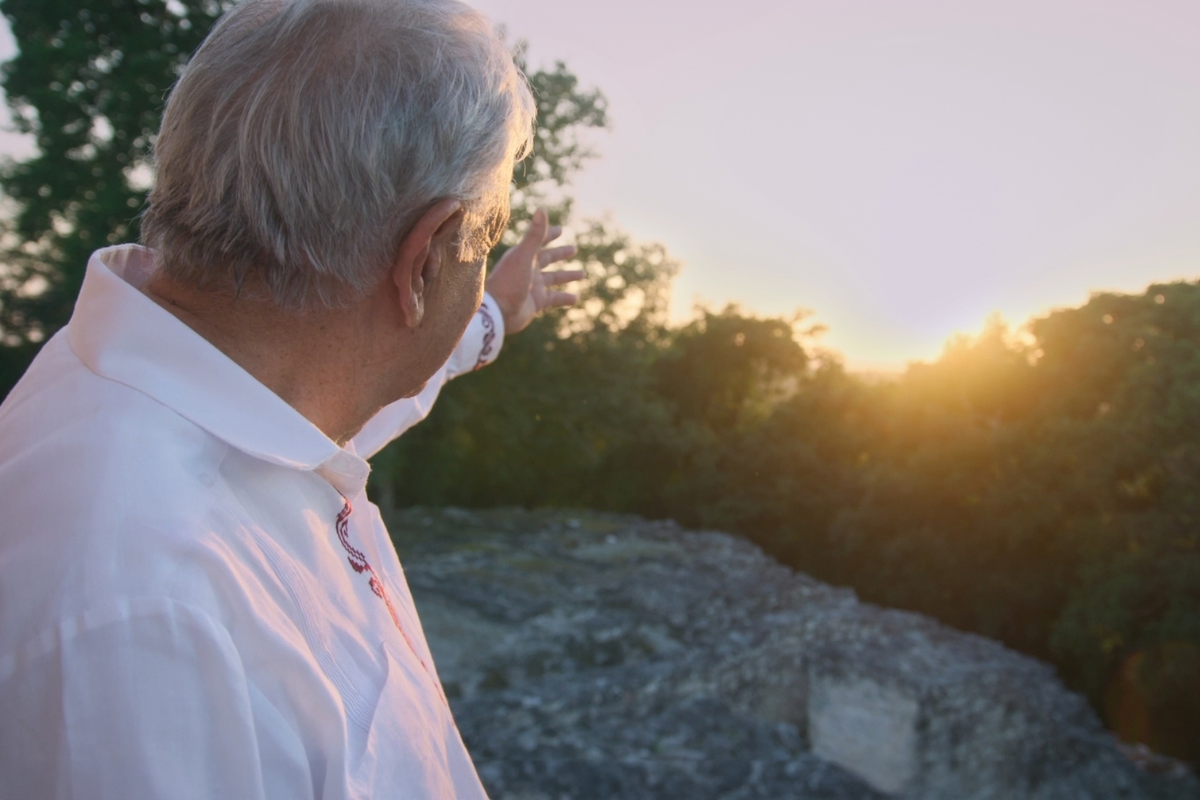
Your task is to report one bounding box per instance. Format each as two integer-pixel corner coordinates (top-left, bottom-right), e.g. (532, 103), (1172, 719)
(0, 597), (271, 800)
(351, 293), (505, 460)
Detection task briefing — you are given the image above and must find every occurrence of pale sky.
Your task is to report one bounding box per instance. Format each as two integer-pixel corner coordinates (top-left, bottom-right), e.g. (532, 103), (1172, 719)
(4, 1), (1200, 369)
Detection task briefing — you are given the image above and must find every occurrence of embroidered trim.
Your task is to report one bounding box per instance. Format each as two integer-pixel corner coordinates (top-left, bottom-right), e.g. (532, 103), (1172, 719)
(335, 501), (446, 704)
(474, 302), (496, 370)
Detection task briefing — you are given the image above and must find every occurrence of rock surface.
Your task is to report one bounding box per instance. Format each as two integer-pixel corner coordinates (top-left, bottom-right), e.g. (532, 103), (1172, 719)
(387, 507), (1199, 800)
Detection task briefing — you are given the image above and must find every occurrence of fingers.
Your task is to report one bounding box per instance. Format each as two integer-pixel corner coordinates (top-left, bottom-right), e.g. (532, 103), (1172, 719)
(507, 208), (550, 266)
(537, 245), (577, 268)
(540, 268), (587, 287)
(530, 206), (561, 245)
(544, 291), (578, 308)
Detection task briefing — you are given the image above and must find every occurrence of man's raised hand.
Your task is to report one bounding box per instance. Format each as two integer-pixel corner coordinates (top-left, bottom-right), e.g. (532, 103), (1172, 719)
(485, 208), (586, 334)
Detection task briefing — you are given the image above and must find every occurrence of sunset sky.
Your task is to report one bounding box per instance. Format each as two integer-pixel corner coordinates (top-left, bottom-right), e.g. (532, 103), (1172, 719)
(3, 0), (1200, 369)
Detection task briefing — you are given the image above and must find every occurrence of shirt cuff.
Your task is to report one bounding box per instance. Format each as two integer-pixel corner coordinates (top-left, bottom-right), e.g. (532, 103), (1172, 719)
(464, 292), (505, 374)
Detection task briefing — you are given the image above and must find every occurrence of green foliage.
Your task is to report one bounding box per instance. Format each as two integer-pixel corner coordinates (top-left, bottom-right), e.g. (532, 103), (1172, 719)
(0, 0), (234, 354)
(822, 286), (1200, 761)
(382, 276), (1200, 762)
(507, 49), (606, 231)
(655, 308), (807, 433)
(372, 219), (680, 513)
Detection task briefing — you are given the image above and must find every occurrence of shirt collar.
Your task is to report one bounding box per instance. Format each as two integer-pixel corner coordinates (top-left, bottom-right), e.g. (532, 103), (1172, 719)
(65, 245), (370, 499)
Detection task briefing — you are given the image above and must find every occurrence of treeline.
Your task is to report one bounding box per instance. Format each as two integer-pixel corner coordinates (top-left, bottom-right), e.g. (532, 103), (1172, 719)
(2, 0), (1197, 765)
(374, 239), (1200, 763)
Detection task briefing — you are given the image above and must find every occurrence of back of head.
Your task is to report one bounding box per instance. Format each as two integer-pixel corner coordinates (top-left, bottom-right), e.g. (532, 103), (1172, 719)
(142, 0), (534, 309)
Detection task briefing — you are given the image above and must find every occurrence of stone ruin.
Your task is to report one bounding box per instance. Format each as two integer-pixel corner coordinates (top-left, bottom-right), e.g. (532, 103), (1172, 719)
(387, 507), (1198, 800)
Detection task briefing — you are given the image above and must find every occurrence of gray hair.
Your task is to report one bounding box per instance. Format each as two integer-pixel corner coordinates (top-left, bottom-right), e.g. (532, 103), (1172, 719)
(141, 0), (534, 309)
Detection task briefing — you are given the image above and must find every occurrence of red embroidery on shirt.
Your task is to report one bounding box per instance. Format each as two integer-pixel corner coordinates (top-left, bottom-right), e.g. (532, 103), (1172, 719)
(474, 303), (496, 371)
(335, 500), (446, 704)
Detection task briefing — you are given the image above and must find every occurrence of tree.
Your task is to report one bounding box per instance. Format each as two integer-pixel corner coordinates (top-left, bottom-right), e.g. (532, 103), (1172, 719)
(0, 0), (235, 394)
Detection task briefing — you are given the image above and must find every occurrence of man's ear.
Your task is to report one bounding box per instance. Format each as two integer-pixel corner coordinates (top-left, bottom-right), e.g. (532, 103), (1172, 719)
(392, 198), (464, 329)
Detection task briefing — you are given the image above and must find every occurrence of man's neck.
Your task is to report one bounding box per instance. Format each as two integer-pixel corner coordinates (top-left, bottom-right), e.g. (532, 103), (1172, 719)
(141, 272), (391, 445)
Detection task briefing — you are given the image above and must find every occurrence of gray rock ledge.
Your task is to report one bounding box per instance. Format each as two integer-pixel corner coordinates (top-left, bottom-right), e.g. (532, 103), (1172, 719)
(387, 507), (1198, 800)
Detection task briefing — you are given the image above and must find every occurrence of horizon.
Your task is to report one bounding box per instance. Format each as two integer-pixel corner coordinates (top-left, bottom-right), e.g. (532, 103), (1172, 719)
(470, 0), (1200, 371)
(2, 1), (1199, 371)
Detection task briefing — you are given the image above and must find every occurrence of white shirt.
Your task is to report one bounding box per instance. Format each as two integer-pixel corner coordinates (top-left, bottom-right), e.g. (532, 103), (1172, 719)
(0, 245), (505, 799)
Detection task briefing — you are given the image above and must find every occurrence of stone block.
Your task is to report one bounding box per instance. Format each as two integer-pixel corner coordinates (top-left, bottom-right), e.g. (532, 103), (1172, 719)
(808, 677), (919, 794)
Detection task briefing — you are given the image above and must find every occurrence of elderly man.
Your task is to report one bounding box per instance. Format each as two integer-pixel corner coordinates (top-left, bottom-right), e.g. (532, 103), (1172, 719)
(0, 0), (582, 796)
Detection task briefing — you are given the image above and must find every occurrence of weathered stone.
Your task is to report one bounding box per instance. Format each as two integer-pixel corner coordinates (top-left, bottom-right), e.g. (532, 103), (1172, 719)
(808, 678), (919, 794)
(387, 507), (1198, 800)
